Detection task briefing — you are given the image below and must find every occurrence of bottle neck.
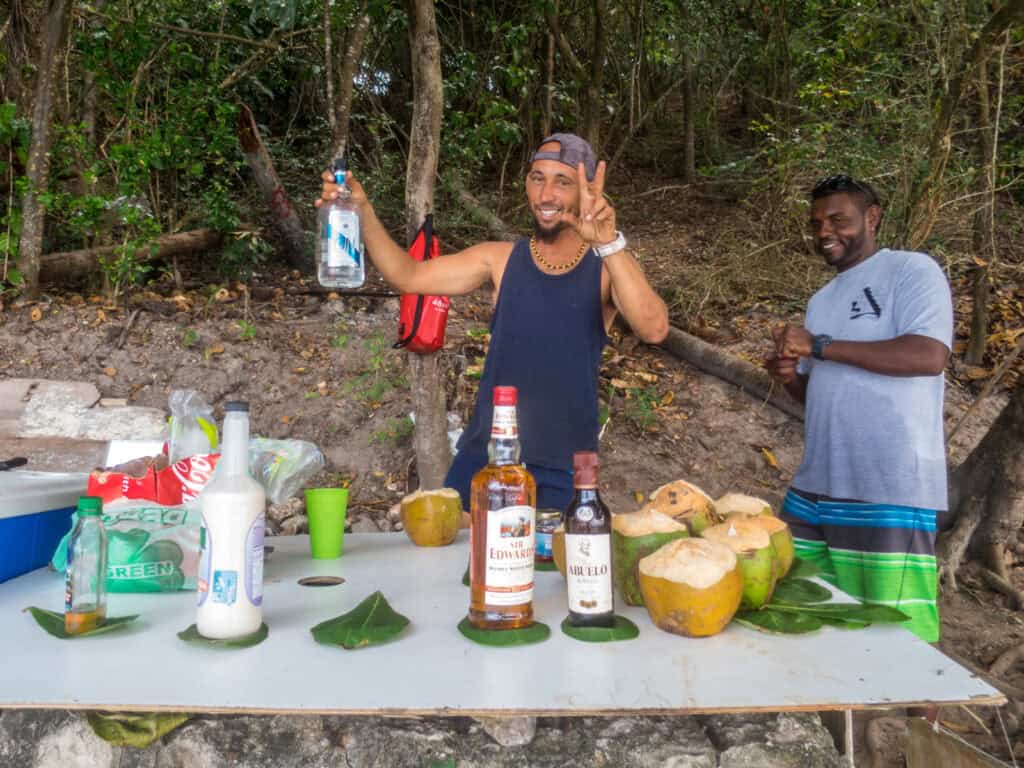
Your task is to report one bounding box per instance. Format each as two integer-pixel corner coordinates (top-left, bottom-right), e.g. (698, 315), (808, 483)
(488, 404), (520, 465)
(220, 412), (250, 477)
(573, 487), (599, 503)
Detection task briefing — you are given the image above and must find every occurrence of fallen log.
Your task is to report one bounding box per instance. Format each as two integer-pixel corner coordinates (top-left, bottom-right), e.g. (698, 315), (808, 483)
(660, 324), (805, 421)
(39, 228), (222, 283)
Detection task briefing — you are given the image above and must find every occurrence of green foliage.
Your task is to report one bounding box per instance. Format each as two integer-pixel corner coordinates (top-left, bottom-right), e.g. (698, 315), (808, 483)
(371, 416), (414, 446)
(236, 319), (257, 341)
(219, 229), (272, 282)
(623, 386), (660, 432)
(181, 328), (200, 348)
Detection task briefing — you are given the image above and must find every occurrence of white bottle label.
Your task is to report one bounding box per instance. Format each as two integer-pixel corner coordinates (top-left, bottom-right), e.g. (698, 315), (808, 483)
(566, 533), (613, 614)
(490, 405), (517, 439)
(326, 208), (361, 268)
(484, 505), (535, 606)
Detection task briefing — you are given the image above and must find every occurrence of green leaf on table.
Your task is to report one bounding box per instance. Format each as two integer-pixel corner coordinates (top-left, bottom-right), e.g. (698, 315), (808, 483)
(734, 608), (824, 634)
(771, 578), (832, 604)
(817, 615), (872, 630)
(560, 615), (639, 643)
(457, 617), (550, 647)
(86, 711), (192, 748)
(311, 591), (410, 650)
(177, 622), (269, 648)
(26, 607), (139, 639)
(783, 557), (821, 581)
(770, 601), (909, 623)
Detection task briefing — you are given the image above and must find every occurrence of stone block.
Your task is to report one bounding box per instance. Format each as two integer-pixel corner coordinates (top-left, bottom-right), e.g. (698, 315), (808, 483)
(0, 378), (36, 436)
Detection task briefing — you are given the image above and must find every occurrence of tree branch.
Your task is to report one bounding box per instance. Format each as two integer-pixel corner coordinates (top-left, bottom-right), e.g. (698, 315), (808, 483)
(79, 4), (282, 49)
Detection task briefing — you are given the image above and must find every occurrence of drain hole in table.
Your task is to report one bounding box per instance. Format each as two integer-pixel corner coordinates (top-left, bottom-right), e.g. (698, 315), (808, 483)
(298, 576), (345, 587)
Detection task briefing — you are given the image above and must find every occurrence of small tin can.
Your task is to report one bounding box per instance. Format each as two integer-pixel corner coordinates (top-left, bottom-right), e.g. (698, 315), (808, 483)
(535, 508), (563, 562)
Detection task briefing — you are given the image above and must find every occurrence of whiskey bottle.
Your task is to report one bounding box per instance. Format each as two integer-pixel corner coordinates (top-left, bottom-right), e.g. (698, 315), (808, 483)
(565, 450), (614, 627)
(468, 386), (537, 629)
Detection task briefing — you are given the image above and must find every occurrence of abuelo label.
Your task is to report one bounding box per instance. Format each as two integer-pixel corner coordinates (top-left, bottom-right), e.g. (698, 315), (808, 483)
(566, 534), (613, 614)
(485, 505), (535, 606)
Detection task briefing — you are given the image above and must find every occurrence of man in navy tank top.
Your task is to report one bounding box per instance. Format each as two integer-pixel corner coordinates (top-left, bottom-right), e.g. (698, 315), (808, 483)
(318, 134), (668, 510)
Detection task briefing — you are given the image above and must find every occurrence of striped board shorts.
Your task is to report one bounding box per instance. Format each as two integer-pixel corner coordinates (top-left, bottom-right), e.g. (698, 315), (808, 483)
(780, 488), (939, 643)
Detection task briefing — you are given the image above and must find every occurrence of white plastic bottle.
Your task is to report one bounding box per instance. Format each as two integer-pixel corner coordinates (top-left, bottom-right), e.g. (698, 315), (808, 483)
(196, 401), (266, 639)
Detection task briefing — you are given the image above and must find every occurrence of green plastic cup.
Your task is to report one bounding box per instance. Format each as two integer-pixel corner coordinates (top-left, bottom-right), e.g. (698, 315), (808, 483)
(305, 488), (348, 559)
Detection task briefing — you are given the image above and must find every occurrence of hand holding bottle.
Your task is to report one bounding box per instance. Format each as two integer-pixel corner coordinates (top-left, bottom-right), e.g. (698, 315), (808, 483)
(317, 170), (369, 214)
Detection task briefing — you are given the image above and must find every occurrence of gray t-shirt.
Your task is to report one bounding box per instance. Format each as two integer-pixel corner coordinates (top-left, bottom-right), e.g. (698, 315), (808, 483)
(791, 248), (953, 510)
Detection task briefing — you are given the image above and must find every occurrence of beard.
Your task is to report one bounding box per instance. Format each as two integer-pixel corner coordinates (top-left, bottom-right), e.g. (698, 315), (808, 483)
(532, 217), (569, 244)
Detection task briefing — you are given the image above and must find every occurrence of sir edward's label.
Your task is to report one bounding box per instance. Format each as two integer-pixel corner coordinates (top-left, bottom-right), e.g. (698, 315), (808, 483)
(566, 534), (613, 614)
(484, 505), (535, 606)
(490, 405), (518, 439)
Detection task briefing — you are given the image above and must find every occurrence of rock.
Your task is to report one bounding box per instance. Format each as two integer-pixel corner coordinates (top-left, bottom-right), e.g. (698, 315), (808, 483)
(33, 714), (115, 768)
(269, 497), (305, 526)
(475, 716), (536, 747)
(705, 712), (841, 768)
(0, 711), (840, 768)
(278, 515), (309, 535)
(350, 515), (380, 533)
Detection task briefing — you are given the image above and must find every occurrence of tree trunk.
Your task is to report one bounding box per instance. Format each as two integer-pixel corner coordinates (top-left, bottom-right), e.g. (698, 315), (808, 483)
(940, 375), (1024, 589)
(903, 0), (1024, 249)
(38, 228), (222, 283)
(543, 6), (555, 138)
(583, 0), (607, 150)
(405, 0), (450, 491)
(236, 103), (310, 270)
(966, 58), (994, 367)
(682, 51), (696, 184)
(330, 5), (370, 161)
(660, 325), (805, 421)
(15, 0), (73, 299)
(324, 0), (336, 136)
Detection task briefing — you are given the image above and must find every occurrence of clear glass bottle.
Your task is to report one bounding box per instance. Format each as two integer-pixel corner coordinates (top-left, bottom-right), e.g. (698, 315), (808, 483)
(564, 451), (614, 627)
(317, 157), (365, 289)
(468, 386), (537, 629)
(196, 401), (266, 639)
(64, 496), (108, 635)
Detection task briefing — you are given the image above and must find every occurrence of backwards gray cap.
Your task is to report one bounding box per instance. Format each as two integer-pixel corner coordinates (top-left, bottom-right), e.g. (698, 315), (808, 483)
(531, 133), (598, 181)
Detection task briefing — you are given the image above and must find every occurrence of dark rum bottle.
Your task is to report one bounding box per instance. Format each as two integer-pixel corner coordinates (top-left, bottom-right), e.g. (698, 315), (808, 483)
(468, 386), (537, 629)
(565, 451), (614, 627)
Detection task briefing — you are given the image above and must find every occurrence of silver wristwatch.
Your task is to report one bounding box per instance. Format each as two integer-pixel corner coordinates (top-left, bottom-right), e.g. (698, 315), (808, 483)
(594, 230), (627, 259)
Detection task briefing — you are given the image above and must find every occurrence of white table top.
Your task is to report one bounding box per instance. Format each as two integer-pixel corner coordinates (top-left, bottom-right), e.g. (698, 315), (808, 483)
(0, 533), (1003, 715)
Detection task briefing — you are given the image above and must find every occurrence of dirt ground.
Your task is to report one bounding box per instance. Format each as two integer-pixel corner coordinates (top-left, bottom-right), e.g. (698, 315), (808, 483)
(1, 182), (1021, 763)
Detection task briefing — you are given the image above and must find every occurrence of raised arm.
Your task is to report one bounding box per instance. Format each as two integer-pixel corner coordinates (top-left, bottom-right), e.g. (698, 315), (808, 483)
(317, 170), (505, 296)
(563, 161), (669, 344)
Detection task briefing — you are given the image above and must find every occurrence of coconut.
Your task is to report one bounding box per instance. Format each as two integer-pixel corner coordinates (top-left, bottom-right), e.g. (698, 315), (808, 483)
(701, 519), (777, 610)
(740, 515), (794, 579)
(716, 492), (774, 518)
(400, 488), (462, 547)
(637, 538), (743, 637)
(647, 480), (718, 534)
(612, 508), (690, 605)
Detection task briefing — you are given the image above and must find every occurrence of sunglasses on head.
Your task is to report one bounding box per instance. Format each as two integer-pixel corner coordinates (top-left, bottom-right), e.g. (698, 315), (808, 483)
(811, 174), (880, 206)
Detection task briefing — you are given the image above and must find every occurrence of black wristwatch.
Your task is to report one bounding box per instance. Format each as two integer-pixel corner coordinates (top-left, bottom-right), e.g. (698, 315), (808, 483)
(811, 334), (834, 361)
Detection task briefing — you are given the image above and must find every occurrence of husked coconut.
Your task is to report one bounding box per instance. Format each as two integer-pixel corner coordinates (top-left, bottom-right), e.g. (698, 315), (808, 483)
(638, 538), (743, 637)
(716, 492), (774, 518)
(647, 480), (718, 534)
(740, 515), (794, 578)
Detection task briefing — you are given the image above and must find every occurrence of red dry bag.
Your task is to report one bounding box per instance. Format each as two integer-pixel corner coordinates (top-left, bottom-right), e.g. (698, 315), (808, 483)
(394, 214), (450, 355)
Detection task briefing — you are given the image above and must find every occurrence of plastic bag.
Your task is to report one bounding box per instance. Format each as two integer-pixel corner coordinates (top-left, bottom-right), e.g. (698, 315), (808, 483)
(51, 454), (218, 592)
(166, 390), (218, 464)
(248, 438), (325, 505)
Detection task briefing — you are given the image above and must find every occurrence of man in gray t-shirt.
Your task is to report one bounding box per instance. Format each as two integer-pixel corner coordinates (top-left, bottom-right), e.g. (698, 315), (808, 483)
(765, 175), (952, 643)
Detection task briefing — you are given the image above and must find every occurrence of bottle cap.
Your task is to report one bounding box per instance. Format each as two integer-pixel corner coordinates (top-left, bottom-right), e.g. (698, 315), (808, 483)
(573, 451), (599, 487)
(225, 401), (249, 412)
(77, 496), (103, 517)
(493, 386), (517, 406)
(333, 157), (346, 175)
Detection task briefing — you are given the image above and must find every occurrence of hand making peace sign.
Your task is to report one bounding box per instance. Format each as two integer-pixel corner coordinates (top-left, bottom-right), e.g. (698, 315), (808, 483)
(562, 160), (617, 246)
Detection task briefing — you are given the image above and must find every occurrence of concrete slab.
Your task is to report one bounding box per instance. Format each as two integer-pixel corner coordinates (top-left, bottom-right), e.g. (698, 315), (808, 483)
(0, 438), (108, 474)
(0, 379), (37, 437)
(17, 381), (100, 439)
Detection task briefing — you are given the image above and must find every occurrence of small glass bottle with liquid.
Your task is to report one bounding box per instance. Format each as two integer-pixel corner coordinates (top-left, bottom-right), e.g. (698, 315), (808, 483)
(317, 157), (365, 289)
(64, 496), (108, 635)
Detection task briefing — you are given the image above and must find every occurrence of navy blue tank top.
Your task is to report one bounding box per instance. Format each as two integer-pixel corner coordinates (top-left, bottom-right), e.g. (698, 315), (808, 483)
(457, 238), (608, 470)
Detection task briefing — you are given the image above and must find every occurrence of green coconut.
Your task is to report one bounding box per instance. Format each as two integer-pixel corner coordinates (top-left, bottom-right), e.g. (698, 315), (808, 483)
(701, 519), (777, 610)
(647, 480), (719, 535)
(742, 515), (795, 579)
(612, 508), (690, 606)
